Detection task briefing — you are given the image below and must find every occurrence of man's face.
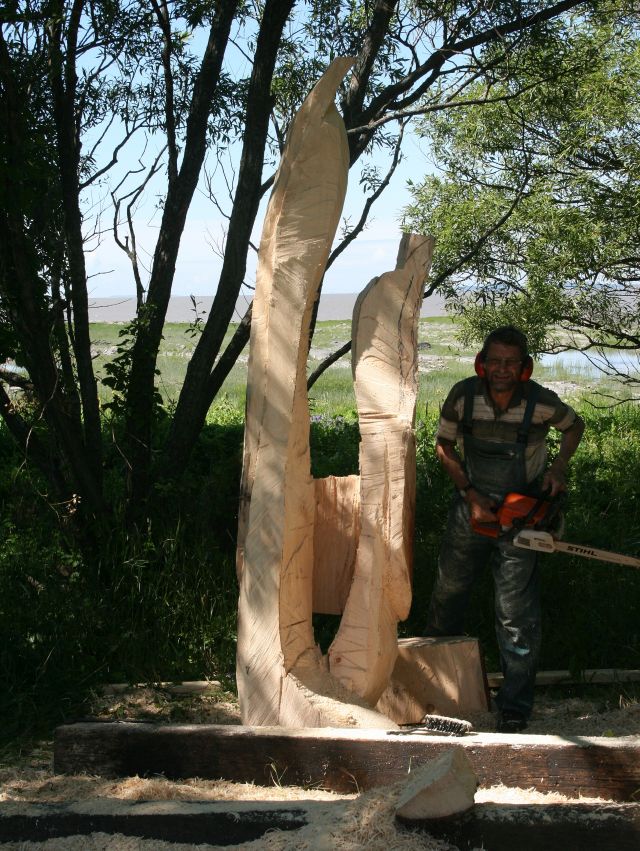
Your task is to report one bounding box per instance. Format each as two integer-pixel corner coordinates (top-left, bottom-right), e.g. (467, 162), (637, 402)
(483, 342), (523, 394)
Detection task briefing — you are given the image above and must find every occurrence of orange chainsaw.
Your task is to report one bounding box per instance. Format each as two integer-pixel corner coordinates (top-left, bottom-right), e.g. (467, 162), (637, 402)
(472, 492), (640, 569)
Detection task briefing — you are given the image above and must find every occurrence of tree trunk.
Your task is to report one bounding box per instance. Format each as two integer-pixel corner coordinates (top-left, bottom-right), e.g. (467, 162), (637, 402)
(124, 0), (239, 509)
(161, 0), (295, 482)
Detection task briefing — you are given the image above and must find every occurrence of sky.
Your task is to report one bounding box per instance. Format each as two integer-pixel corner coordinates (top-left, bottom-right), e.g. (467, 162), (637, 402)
(83, 122), (433, 300)
(79, 8), (441, 301)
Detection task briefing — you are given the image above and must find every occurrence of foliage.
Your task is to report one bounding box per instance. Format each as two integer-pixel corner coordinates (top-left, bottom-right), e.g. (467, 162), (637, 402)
(3, 392), (640, 743)
(0, 405), (243, 744)
(0, 0), (597, 547)
(403, 4), (640, 391)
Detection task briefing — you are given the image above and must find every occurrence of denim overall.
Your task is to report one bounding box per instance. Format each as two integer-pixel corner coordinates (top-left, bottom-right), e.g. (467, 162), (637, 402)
(426, 378), (541, 718)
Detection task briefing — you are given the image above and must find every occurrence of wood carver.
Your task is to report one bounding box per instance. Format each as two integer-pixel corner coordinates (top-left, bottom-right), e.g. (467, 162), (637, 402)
(236, 58), (434, 727)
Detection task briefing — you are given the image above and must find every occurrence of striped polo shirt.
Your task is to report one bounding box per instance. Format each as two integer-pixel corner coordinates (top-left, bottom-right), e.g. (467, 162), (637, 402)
(437, 377), (578, 482)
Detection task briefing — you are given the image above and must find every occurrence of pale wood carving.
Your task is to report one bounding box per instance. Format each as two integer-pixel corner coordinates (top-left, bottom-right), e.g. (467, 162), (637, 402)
(236, 58), (437, 727)
(312, 475), (360, 615)
(376, 637), (490, 723)
(395, 748), (478, 821)
(327, 234), (434, 704)
(236, 58), (393, 728)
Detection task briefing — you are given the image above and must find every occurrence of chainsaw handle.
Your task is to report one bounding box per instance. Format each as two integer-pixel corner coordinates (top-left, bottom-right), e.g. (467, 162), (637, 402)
(539, 491), (566, 532)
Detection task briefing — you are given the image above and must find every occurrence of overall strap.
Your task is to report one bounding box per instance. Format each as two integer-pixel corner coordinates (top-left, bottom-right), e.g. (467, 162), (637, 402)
(462, 377), (476, 435)
(517, 382), (539, 444)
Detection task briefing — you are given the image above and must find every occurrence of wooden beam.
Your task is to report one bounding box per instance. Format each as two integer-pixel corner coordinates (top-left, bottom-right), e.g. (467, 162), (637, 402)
(0, 801), (309, 846)
(402, 803), (640, 851)
(99, 680), (222, 696)
(487, 669), (640, 688)
(54, 723), (640, 801)
(4, 800), (639, 849)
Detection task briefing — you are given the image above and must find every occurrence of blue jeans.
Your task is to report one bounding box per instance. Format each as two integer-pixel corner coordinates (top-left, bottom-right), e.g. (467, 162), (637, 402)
(426, 497), (541, 718)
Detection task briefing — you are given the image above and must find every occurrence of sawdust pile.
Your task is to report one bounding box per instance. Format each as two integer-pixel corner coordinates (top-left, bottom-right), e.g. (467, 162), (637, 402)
(0, 778), (616, 851)
(469, 691), (640, 737)
(85, 682), (640, 737)
(2, 686), (638, 850)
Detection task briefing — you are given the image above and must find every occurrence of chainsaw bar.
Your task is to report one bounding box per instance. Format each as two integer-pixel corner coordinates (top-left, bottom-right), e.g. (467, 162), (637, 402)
(513, 529), (640, 569)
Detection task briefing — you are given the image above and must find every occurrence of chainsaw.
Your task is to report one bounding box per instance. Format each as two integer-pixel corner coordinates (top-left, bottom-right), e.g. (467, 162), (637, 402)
(471, 492), (640, 570)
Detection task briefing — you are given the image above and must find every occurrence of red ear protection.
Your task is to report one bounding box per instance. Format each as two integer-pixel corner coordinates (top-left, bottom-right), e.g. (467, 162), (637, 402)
(520, 355), (534, 381)
(475, 352), (534, 381)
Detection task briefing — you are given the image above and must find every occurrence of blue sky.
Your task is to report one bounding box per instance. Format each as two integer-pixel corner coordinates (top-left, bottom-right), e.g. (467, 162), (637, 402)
(80, 11), (439, 301)
(84, 122), (432, 300)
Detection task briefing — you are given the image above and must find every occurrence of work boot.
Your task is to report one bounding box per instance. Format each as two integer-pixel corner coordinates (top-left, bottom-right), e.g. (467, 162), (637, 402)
(496, 709), (527, 733)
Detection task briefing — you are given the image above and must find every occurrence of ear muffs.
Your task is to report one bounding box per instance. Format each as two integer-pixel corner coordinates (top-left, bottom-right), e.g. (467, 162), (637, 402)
(475, 352), (534, 381)
(520, 355), (534, 381)
(474, 352), (486, 378)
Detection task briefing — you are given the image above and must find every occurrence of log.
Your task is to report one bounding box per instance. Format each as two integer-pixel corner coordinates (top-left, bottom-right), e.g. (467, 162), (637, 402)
(100, 680), (221, 696)
(376, 637), (490, 723)
(328, 234), (434, 704)
(5, 799), (639, 849)
(401, 802), (640, 851)
(54, 723), (640, 801)
(394, 748), (477, 820)
(487, 668), (640, 688)
(5, 798), (638, 850)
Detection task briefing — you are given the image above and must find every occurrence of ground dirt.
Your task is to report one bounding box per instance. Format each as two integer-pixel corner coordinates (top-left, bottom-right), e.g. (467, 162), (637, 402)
(1, 684), (639, 850)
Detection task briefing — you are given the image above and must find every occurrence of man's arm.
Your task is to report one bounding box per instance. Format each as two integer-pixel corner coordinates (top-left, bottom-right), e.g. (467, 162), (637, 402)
(542, 415), (585, 496)
(436, 437), (498, 523)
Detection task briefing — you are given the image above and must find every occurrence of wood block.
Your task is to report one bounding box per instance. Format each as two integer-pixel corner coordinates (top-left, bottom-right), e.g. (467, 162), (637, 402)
(376, 636), (489, 723)
(395, 748), (477, 820)
(312, 475), (360, 615)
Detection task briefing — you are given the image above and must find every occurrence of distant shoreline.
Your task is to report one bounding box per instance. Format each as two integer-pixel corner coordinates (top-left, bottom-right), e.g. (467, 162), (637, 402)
(88, 292), (448, 323)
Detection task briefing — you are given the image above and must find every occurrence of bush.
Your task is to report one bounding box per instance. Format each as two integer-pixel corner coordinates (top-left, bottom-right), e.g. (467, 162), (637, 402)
(1, 398), (639, 744)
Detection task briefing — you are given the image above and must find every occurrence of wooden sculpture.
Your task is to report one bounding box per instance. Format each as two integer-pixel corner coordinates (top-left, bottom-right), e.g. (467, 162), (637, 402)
(327, 233), (433, 704)
(236, 58), (434, 727)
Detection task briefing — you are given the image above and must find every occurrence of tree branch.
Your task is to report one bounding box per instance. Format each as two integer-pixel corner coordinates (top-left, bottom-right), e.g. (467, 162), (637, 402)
(151, 0), (179, 184)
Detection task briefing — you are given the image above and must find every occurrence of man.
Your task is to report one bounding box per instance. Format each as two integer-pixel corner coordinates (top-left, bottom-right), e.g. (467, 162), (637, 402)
(425, 326), (584, 732)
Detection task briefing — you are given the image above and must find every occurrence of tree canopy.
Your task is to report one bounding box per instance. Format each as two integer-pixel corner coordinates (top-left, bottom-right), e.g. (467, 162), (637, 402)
(0, 0), (601, 549)
(403, 3), (640, 390)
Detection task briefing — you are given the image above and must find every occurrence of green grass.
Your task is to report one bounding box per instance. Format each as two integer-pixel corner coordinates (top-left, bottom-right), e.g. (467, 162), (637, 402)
(90, 316), (633, 413)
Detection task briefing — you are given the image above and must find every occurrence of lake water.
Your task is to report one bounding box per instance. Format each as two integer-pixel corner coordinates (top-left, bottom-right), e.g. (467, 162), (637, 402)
(539, 350), (640, 377)
(87, 292), (449, 322)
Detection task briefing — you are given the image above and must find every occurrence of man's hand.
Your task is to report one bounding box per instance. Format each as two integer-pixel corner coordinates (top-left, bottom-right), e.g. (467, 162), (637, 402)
(542, 459), (567, 497)
(466, 488), (498, 524)
(542, 416), (585, 497)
